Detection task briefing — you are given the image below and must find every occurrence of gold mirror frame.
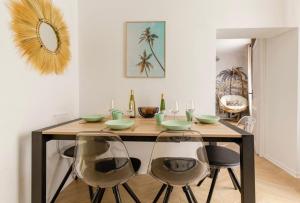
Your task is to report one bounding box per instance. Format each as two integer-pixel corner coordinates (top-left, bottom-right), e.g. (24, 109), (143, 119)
(10, 0), (70, 74)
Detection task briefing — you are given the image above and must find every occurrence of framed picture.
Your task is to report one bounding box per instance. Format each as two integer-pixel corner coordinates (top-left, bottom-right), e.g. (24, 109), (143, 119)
(126, 21), (165, 78)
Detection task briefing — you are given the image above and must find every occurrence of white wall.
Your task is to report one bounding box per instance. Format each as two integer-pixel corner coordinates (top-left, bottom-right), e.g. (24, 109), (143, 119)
(284, 0), (300, 178)
(0, 0), (78, 203)
(263, 29), (299, 176)
(78, 0), (286, 116)
(216, 39), (249, 75)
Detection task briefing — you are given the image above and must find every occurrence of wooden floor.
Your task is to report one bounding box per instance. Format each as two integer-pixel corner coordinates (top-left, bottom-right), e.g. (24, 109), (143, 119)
(56, 148), (300, 203)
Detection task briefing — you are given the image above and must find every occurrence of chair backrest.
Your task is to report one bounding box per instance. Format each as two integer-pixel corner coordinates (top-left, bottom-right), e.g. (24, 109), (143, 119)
(148, 130), (210, 186)
(74, 132), (135, 188)
(237, 116), (256, 133)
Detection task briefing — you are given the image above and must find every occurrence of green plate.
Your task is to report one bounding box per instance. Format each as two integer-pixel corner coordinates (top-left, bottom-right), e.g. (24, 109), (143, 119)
(105, 119), (135, 130)
(161, 120), (192, 131)
(195, 115), (220, 124)
(81, 115), (105, 122)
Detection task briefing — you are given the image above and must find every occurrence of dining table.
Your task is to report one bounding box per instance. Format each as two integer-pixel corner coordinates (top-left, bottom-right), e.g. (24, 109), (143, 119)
(32, 117), (255, 203)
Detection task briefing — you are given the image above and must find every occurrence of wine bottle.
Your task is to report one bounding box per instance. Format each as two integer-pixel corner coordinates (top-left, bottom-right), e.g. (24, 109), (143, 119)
(160, 94), (166, 113)
(129, 90), (136, 118)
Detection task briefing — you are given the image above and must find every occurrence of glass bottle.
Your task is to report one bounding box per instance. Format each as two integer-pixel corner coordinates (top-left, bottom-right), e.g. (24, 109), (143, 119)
(129, 90), (136, 118)
(160, 94), (166, 113)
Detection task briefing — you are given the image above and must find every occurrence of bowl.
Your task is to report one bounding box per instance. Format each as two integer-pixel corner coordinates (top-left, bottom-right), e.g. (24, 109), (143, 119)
(161, 120), (192, 131)
(105, 119), (135, 130)
(195, 115), (220, 124)
(81, 115), (105, 122)
(138, 107), (159, 118)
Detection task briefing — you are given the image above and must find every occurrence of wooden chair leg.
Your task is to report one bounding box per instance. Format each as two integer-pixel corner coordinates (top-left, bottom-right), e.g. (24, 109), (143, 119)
(112, 186), (122, 203)
(207, 168), (220, 203)
(163, 186), (173, 203)
(228, 168), (241, 192)
(153, 184), (167, 203)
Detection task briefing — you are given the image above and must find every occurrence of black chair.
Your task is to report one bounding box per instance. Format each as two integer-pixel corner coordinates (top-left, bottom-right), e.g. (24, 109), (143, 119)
(197, 145), (241, 203)
(197, 116), (256, 203)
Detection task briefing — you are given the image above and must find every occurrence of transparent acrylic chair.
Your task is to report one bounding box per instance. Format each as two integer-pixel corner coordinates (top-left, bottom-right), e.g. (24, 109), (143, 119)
(237, 116), (256, 133)
(149, 130), (210, 203)
(197, 116), (256, 203)
(74, 132), (141, 203)
(50, 140), (106, 203)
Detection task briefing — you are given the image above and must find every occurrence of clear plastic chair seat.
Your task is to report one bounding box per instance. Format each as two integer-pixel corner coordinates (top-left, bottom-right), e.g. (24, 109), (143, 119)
(151, 157), (208, 186)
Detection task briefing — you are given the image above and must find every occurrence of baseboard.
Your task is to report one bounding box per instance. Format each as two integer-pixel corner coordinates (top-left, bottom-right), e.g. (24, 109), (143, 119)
(263, 154), (299, 178)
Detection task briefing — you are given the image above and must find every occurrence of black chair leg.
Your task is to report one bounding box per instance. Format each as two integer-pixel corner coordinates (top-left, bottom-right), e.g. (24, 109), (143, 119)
(197, 177), (206, 187)
(227, 168), (241, 192)
(163, 186), (173, 203)
(88, 186), (94, 201)
(122, 183), (141, 203)
(207, 168), (220, 203)
(92, 188), (100, 203)
(112, 186), (122, 203)
(50, 164), (73, 203)
(187, 186), (198, 203)
(97, 188), (106, 203)
(182, 186), (193, 203)
(153, 184), (167, 203)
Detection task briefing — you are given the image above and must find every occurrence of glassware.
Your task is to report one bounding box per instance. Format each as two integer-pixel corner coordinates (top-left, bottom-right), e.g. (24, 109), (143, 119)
(170, 101), (179, 120)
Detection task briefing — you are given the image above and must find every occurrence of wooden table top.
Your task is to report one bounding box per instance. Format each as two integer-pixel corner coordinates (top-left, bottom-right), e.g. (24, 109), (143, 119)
(42, 117), (242, 138)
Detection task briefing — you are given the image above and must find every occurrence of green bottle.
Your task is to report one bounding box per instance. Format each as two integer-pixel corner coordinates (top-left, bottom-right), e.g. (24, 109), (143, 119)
(160, 94), (166, 113)
(129, 90), (136, 118)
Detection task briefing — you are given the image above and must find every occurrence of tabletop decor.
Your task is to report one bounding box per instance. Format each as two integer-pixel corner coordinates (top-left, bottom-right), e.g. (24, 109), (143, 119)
(10, 0), (70, 74)
(81, 115), (104, 122)
(105, 119), (135, 130)
(195, 115), (220, 124)
(138, 106), (159, 118)
(161, 120), (192, 131)
(126, 21), (165, 78)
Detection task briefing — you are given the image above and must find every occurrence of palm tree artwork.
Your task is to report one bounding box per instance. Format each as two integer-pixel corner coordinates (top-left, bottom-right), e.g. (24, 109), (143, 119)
(137, 50), (153, 77)
(139, 27), (165, 72)
(126, 22), (165, 78)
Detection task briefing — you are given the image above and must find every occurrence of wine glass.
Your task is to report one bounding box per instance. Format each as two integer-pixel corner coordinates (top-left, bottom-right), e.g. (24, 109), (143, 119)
(170, 101), (179, 120)
(186, 100), (195, 113)
(108, 99), (115, 117)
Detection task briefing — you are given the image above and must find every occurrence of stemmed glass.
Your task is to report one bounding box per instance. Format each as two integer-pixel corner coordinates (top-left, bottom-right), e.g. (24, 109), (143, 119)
(186, 100), (195, 113)
(108, 99), (115, 117)
(170, 101), (179, 120)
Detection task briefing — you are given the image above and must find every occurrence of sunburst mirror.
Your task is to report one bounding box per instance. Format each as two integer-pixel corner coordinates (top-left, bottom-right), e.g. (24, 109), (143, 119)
(10, 0), (70, 74)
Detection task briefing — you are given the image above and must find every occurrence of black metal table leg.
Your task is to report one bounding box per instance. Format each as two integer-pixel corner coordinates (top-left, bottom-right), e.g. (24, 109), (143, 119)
(153, 184), (167, 203)
(240, 135), (255, 203)
(32, 131), (47, 203)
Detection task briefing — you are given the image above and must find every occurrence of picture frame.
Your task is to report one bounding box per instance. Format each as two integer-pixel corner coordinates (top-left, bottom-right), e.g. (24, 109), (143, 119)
(125, 21), (166, 78)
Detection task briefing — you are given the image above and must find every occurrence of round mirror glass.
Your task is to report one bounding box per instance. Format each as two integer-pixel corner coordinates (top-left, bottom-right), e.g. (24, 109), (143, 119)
(38, 22), (59, 53)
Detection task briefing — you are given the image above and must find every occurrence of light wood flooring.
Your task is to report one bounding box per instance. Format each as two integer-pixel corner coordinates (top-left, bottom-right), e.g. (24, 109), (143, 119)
(56, 154), (300, 203)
